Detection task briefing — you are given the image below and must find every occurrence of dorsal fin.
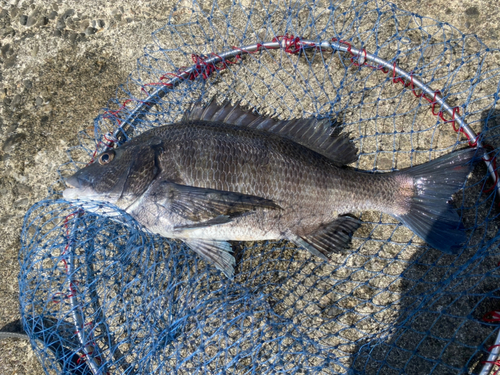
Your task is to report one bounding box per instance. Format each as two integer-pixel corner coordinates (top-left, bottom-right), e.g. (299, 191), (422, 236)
(182, 97), (358, 166)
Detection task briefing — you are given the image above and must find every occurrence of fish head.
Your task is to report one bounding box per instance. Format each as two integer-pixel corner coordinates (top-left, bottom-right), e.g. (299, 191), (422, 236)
(63, 140), (160, 209)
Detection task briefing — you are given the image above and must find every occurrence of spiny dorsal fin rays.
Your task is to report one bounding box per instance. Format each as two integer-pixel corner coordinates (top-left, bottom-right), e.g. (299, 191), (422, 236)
(222, 100), (241, 123)
(182, 97), (358, 166)
(212, 100), (232, 122)
(200, 97), (220, 120)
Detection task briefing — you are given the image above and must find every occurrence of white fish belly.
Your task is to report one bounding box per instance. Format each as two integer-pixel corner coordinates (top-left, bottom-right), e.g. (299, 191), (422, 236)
(151, 210), (285, 241)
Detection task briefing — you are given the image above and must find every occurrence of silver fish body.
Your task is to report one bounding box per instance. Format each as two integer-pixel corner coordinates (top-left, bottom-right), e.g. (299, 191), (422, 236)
(64, 99), (479, 277)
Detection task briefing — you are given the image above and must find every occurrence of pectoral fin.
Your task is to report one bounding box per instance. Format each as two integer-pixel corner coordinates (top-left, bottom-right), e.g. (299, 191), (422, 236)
(174, 215), (234, 231)
(288, 215), (361, 260)
(184, 239), (235, 278)
(155, 181), (280, 223)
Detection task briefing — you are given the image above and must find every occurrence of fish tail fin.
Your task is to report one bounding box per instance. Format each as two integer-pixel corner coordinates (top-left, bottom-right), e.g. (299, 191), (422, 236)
(392, 148), (481, 254)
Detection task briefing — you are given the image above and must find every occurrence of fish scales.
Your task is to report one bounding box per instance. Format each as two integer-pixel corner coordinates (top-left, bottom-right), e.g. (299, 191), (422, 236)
(64, 99), (480, 278)
(134, 121), (396, 236)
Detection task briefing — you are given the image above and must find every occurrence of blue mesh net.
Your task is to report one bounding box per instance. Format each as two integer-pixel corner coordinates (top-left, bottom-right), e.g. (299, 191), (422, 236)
(19, 0), (500, 374)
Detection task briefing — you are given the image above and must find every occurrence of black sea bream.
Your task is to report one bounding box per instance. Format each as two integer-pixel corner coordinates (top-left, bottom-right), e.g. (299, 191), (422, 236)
(63, 99), (479, 277)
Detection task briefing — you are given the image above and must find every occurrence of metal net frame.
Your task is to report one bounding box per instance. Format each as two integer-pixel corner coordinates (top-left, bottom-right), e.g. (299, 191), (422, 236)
(19, 0), (500, 374)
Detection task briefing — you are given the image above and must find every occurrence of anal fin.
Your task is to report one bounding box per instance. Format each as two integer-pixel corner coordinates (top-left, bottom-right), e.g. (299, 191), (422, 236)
(289, 216), (361, 260)
(184, 239), (235, 279)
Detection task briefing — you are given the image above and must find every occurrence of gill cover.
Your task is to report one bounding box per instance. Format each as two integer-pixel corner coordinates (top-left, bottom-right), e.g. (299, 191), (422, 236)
(63, 140), (162, 206)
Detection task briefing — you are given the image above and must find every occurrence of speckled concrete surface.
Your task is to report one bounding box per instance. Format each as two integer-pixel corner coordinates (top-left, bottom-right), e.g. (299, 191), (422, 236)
(0, 1), (179, 372)
(0, 0), (498, 374)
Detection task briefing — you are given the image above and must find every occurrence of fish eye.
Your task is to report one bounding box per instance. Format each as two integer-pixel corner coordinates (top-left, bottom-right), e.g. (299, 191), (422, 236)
(98, 150), (115, 165)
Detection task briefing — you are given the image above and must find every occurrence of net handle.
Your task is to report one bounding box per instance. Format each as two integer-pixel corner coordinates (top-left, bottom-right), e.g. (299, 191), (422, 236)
(480, 326), (500, 375)
(65, 211), (107, 375)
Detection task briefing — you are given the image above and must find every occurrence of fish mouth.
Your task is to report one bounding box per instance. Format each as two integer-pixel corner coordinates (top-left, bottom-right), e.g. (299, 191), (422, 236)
(64, 174), (82, 189)
(63, 186), (86, 200)
(62, 173), (121, 205)
(63, 174), (94, 200)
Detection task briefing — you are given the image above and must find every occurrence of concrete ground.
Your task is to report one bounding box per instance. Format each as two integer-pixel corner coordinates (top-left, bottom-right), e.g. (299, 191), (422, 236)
(0, 0), (499, 374)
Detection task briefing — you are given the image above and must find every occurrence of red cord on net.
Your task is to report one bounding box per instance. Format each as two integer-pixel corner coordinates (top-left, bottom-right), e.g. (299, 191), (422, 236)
(143, 72), (183, 88)
(332, 38), (388, 72)
(482, 342), (500, 375)
(174, 53), (242, 81)
(333, 37), (499, 196)
(113, 52), (242, 121)
(483, 309), (500, 375)
(480, 310), (500, 374)
(145, 52), (242, 89)
(483, 310), (500, 323)
(482, 357), (500, 375)
(102, 99), (135, 125)
(272, 34), (303, 54)
(333, 38), (476, 143)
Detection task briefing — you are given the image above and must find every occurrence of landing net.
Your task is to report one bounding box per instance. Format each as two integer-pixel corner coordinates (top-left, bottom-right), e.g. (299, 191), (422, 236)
(19, 0), (500, 374)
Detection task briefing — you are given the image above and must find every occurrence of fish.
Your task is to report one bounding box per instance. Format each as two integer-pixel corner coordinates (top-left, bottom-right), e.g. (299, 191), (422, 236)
(63, 98), (480, 278)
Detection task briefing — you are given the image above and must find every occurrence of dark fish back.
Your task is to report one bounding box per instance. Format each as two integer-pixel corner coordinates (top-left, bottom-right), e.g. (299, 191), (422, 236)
(154, 121), (338, 208)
